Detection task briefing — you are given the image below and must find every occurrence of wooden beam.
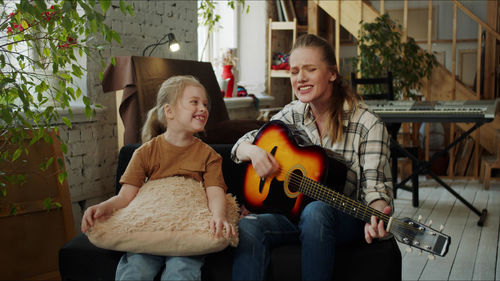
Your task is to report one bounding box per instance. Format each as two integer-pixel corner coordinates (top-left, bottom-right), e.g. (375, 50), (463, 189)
(484, 0), (498, 99)
(403, 0), (408, 41)
(425, 0), (433, 161)
(317, 0), (378, 40)
(452, 3), (457, 100)
(448, 2), (458, 177)
(454, 0), (500, 41)
(335, 0), (340, 67)
(476, 25), (482, 99)
(308, 1), (318, 35)
(474, 25), (482, 178)
(267, 18), (272, 99)
(426, 0), (433, 101)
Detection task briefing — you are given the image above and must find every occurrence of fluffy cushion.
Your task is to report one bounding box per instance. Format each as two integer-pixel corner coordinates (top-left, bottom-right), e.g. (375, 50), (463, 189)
(86, 176), (239, 256)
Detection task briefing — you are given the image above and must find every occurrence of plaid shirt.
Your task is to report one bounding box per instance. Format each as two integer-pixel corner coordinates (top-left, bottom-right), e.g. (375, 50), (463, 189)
(231, 100), (394, 209)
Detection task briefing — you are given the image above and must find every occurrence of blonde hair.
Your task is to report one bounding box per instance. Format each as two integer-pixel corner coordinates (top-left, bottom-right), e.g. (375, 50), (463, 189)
(141, 75), (207, 143)
(291, 34), (360, 143)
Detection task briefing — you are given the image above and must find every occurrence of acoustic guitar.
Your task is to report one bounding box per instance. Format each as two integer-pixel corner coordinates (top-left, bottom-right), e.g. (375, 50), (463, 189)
(243, 120), (450, 257)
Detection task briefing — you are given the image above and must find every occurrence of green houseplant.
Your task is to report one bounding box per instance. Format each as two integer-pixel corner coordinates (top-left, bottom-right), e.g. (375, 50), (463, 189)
(353, 14), (438, 100)
(0, 0), (132, 211)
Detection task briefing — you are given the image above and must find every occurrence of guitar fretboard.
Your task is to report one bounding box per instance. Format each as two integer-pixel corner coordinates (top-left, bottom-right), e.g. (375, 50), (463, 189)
(298, 175), (389, 225)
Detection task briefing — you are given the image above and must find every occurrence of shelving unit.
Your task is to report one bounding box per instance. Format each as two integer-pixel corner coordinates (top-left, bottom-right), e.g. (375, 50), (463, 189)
(267, 18), (297, 107)
(266, 1), (345, 107)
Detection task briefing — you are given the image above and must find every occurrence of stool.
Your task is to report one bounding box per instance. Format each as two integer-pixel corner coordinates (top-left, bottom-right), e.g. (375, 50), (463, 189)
(480, 144), (500, 190)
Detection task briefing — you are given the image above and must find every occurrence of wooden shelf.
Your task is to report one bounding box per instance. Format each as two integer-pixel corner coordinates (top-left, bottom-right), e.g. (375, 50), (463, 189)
(270, 70), (290, 78)
(270, 21), (297, 30)
(267, 17), (297, 106)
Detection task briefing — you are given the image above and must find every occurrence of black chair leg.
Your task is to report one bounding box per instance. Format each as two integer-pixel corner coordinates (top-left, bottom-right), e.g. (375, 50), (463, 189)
(411, 158), (419, 207)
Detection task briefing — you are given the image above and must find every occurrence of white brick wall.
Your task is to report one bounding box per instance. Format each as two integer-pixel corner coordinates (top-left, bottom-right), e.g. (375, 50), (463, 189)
(65, 0), (198, 233)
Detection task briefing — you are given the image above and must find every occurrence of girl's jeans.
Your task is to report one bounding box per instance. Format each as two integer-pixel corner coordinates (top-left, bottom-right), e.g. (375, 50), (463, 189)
(232, 201), (364, 281)
(116, 252), (204, 280)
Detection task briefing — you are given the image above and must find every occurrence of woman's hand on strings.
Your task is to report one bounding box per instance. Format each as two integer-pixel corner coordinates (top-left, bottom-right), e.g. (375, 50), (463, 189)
(364, 200), (391, 244)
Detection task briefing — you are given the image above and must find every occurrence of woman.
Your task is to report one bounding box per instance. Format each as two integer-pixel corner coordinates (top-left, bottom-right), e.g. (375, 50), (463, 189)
(231, 34), (394, 280)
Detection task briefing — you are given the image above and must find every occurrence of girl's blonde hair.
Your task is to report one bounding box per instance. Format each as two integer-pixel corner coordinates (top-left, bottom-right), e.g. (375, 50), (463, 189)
(141, 75), (207, 143)
(290, 34), (361, 143)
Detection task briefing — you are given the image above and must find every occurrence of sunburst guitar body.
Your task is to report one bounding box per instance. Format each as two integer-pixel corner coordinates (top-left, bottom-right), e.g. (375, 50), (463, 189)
(243, 120), (451, 257)
(243, 120), (347, 219)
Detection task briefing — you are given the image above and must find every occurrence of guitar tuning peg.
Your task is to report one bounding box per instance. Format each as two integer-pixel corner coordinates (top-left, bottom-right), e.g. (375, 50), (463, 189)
(428, 254), (435, 260)
(439, 224), (444, 231)
(418, 215), (422, 222)
(427, 219), (433, 226)
(417, 250), (422, 256)
(405, 247), (412, 253)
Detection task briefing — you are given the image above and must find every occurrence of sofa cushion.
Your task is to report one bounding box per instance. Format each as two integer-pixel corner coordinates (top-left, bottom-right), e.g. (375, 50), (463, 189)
(87, 176), (239, 256)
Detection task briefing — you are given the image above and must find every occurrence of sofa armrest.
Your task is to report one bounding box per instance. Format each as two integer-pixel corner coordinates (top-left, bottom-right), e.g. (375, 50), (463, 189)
(59, 233), (123, 281)
(115, 143), (141, 194)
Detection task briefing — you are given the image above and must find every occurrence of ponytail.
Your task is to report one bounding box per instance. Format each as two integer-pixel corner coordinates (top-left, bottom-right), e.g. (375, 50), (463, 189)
(141, 106), (166, 143)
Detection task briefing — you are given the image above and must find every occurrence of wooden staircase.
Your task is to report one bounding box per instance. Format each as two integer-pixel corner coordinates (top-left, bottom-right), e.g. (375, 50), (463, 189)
(314, 0), (500, 177)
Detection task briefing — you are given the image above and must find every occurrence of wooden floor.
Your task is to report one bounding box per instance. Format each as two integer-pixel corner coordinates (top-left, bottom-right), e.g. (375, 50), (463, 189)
(394, 177), (500, 280)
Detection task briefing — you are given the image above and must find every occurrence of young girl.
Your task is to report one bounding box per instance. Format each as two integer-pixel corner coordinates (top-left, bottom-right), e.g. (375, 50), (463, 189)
(81, 75), (236, 280)
(231, 34), (393, 280)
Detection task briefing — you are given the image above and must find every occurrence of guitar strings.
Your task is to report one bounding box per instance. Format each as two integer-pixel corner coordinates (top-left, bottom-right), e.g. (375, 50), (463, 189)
(296, 174), (422, 237)
(258, 167), (446, 255)
(285, 171), (422, 238)
(290, 171), (423, 236)
(264, 167), (426, 238)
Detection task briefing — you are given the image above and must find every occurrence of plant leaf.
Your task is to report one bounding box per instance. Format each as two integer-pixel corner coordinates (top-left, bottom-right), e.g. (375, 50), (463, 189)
(99, 0), (111, 14)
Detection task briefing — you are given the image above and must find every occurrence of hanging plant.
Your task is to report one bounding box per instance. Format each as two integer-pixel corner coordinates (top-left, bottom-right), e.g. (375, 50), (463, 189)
(353, 14), (438, 100)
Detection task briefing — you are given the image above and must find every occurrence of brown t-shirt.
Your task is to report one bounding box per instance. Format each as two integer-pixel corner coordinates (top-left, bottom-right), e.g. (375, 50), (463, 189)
(120, 135), (227, 192)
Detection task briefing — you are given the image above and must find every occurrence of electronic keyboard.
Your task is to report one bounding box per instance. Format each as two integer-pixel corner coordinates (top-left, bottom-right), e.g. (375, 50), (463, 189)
(365, 99), (499, 123)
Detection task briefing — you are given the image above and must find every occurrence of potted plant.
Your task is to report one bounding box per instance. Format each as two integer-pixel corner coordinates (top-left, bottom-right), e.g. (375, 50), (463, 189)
(353, 14), (438, 100)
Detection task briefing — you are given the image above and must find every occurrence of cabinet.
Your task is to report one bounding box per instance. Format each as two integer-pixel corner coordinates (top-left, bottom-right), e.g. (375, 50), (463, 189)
(0, 130), (75, 280)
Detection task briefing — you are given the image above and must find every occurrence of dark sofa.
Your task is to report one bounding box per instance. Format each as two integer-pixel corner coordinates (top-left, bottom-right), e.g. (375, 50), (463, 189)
(59, 143), (402, 281)
(60, 57), (401, 280)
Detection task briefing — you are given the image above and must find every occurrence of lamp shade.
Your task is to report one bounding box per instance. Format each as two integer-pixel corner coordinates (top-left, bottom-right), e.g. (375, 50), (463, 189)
(142, 33), (181, 57)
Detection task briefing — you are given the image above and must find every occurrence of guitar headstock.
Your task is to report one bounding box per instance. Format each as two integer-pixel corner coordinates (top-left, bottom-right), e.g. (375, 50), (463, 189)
(390, 217), (450, 257)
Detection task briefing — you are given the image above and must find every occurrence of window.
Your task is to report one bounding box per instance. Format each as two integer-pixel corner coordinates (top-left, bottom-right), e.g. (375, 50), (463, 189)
(197, 1), (238, 80)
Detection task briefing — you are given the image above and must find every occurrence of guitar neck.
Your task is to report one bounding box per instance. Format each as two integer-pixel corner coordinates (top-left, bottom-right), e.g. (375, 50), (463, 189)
(300, 176), (390, 225)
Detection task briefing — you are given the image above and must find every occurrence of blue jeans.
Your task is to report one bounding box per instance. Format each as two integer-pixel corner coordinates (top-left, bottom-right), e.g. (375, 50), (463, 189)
(232, 201), (364, 281)
(116, 252), (205, 281)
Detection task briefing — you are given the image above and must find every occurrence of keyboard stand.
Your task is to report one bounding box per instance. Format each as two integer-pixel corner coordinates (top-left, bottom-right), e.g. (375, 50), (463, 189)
(390, 121), (488, 226)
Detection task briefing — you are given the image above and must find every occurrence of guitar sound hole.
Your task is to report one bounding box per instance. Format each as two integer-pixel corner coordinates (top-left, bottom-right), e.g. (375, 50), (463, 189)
(288, 169), (303, 193)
